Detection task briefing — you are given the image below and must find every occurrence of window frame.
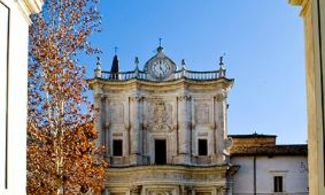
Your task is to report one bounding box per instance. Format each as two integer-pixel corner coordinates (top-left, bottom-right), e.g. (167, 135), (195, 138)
(112, 139), (123, 157)
(274, 175), (284, 192)
(198, 139), (208, 156)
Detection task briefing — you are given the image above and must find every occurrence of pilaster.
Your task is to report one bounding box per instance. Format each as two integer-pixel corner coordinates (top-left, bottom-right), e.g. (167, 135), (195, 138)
(177, 95), (192, 164)
(130, 96), (143, 165)
(214, 92), (227, 163)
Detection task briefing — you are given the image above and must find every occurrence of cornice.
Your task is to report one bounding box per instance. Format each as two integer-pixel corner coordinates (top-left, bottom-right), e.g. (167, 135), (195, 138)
(88, 78), (234, 92)
(106, 164), (230, 175)
(16, 0), (43, 24)
(289, 0), (303, 5)
(288, 0), (310, 16)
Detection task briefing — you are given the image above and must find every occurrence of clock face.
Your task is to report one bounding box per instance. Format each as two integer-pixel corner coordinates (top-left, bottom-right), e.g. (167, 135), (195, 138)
(150, 60), (172, 79)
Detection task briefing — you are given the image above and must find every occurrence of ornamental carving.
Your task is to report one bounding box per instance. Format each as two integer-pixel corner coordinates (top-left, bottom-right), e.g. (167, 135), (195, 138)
(148, 191), (172, 195)
(130, 96), (144, 102)
(215, 93), (227, 102)
(109, 103), (124, 124)
(195, 103), (209, 125)
(146, 99), (172, 131)
(224, 137), (233, 150)
(130, 185), (142, 193)
(178, 96), (191, 102)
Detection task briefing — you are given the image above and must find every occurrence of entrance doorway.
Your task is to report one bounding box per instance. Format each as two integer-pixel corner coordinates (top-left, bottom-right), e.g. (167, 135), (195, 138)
(155, 139), (167, 165)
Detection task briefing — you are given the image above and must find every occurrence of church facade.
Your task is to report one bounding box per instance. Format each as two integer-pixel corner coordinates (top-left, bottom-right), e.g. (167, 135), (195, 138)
(89, 46), (237, 195)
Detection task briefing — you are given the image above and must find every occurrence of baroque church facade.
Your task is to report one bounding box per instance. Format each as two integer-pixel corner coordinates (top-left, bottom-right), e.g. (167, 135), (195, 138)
(89, 45), (237, 195)
(89, 46), (309, 195)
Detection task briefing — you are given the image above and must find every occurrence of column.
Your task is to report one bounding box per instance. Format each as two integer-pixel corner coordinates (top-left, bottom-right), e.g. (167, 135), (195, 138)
(177, 95), (191, 164)
(130, 96), (142, 165)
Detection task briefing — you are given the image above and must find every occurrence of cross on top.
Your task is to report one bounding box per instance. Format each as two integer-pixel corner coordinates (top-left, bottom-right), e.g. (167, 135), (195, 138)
(114, 46), (118, 55)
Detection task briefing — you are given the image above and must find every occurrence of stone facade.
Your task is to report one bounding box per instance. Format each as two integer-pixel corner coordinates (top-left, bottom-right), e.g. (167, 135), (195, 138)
(89, 47), (237, 195)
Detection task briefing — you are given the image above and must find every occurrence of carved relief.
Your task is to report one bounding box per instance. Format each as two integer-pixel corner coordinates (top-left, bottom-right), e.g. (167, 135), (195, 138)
(178, 95), (191, 102)
(148, 191), (172, 195)
(215, 92), (227, 102)
(195, 103), (209, 125)
(109, 103), (124, 124)
(146, 99), (172, 131)
(130, 185), (142, 193)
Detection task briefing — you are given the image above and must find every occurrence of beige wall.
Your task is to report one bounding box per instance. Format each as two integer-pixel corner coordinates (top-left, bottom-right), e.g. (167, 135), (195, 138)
(290, 0), (325, 194)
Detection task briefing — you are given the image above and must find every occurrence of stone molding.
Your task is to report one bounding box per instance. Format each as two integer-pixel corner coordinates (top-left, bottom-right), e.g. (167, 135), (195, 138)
(89, 77), (234, 92)
(15, 0), (43, 24)
(106, 165), (231, 185)
(215, 93), (227, 102)
(289, 0), (310, 16)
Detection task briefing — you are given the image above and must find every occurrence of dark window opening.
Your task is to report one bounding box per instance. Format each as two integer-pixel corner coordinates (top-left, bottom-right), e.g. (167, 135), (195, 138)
(155, 139), (166, 165)
(198, 139), (208, 156)
(274, 176), (283, 192)
(113, 140), (123, 156)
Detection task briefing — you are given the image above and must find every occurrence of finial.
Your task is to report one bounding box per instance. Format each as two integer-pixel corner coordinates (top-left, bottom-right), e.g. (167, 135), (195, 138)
(95, 56), (102, 78)
(134, 56), (139, 70)
(96, 56), (101, 70)
(219, 53), (226, 67)
(114, 46), (118, 55)
(218, 53), (226, 78)
(157, 38), (164, 52)
(181, 59), (187, 70)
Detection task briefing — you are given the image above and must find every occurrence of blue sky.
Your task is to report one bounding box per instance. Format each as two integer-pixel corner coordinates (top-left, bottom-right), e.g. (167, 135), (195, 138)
(87, 0), (306, 144)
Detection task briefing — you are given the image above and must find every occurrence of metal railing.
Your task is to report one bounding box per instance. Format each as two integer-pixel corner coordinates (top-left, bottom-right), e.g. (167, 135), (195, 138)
(98, 69), (225, 81)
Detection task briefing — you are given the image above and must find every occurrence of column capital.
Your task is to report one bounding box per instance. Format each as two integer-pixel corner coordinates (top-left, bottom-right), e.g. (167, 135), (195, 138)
(130, 96), (144, 102)
(178, 95), (191, 101)
(130, 185), (142, 193)
(215, 93), (227, 102)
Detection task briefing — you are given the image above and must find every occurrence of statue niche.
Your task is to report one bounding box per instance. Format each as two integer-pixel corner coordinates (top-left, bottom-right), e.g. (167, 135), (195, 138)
(146, 100), (172, 131)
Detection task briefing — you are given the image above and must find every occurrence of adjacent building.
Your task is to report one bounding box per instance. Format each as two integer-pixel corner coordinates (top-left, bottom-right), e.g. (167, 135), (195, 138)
(230, 133), (309, 195)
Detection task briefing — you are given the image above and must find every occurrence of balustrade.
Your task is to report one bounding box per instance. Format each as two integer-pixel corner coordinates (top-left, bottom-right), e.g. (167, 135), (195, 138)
(99, 69), (222, 81)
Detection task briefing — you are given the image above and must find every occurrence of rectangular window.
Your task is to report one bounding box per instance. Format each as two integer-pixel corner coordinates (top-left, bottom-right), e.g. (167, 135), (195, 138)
(155, 139), (166, 165)
(113, 140), (123, 156)
(274, 176), (283, 192)
(0, 2), (10, 189)
(198, 139), (208, 156)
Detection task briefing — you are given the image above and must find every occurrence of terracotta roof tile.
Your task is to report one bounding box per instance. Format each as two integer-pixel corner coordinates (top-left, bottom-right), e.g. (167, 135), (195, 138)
(230, 144), (307, 156)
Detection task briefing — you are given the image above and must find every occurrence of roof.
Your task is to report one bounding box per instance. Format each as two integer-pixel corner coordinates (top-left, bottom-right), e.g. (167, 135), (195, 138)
(110, 55), (119, 73)
(229, 133), (277, 138)
(230, 144), (308, 157)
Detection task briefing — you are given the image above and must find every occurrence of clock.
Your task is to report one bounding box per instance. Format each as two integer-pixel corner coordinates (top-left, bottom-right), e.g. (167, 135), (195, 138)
(144, 46), (177, 80)
(151, 60), (172, 79)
